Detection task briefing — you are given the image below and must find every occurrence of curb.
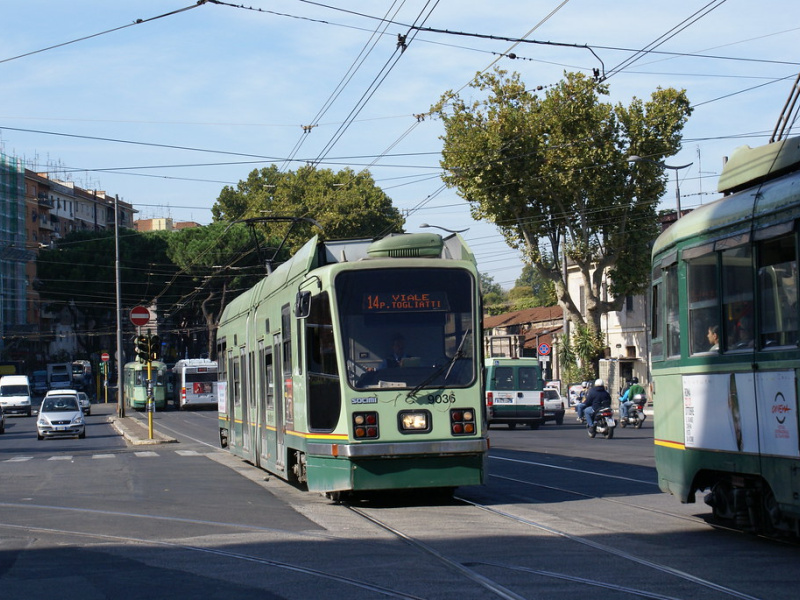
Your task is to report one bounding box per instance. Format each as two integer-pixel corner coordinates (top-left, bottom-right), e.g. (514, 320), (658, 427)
(109, 415), (178, 445)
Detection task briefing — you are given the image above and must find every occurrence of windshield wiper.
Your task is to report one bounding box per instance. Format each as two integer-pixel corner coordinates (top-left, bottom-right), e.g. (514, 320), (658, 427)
(406, 329), (471, 399)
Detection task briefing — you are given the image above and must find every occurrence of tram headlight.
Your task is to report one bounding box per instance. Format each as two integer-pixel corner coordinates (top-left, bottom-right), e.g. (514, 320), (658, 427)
(398, 410), (430, 433)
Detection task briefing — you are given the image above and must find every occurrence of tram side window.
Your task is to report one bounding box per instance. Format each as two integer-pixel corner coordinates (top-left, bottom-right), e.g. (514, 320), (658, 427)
(306, 292), (341, 431)
(758, 235), (798, 348)
(231, 357), (241, 409)
(218, 339), (227, 382)
(665, 264), (681, 357)
(687, 254), (719, 355)
(721, 246), (754, 351)
(651, 264), (663, 359)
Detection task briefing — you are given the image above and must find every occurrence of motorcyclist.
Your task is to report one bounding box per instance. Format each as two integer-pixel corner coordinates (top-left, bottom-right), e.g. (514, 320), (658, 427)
(619, 377), (646, 421)
(584, 378), (611, 428)
(575, 381), (590, 422)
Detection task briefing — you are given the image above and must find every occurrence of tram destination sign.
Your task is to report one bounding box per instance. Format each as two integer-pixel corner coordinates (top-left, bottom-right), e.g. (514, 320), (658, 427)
(363, 292), (449, 313)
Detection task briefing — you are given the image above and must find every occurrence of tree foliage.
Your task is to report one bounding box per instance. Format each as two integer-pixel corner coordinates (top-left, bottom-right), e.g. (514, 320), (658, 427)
(36, 229), (175, 355)
(508, 264), (557, 310)
(432, 69), (692, 338)
(212, 165), (405, 253)
(163, 222), (275, 358)
(479, 272), (509, 315)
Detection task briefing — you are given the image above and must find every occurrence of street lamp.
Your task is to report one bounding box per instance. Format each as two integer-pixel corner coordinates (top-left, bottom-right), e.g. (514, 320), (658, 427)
(419, 223), (470, 234)
(627, 155), (693, 218)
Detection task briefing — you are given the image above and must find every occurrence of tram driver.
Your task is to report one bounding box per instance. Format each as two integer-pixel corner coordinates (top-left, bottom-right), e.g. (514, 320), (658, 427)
(381, 334), (410, 368)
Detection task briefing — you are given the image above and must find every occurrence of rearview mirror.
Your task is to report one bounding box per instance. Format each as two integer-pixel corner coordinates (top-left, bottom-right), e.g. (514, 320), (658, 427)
(295, 291), (311, 318)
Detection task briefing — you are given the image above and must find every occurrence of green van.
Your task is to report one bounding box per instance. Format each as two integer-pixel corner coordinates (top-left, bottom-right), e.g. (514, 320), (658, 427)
(484, 358), (545, 429)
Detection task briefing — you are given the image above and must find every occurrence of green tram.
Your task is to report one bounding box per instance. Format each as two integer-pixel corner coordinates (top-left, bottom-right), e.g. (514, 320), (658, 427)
(652, 136), (800, 536)
(123, 360), (168, 410)
(217, 232), (488, 497)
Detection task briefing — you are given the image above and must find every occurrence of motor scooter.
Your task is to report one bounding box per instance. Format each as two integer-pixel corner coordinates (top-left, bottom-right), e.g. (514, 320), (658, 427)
(587, 405), (616, 439)
(619, 393), (647, 429)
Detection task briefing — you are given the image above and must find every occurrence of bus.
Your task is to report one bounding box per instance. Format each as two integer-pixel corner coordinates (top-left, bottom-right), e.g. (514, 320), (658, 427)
(123, 361), (168, 410)
(173, 358), (218, 409)
(651, 135), (800, 536)
(217, 231), (488, 498)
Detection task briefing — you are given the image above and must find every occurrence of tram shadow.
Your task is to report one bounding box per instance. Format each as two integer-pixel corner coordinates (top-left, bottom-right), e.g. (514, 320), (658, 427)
(333, 487), (462, 508)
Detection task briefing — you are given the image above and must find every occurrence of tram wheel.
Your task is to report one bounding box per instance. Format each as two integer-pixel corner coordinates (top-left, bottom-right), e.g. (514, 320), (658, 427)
(708, 480), (736, 522)
(507, 423), (517, 430)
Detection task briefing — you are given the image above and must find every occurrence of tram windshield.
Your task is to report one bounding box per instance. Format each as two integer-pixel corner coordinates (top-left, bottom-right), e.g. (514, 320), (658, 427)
(336, 268), (477, 390)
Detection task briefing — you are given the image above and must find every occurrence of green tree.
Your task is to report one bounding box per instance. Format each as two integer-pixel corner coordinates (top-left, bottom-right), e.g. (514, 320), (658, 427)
(508, 264), (557, 310)
(163, 222), (273, 358)
(479, 272), (508, 315)
(433, 70), (692, 343)
(212, 165), (404, 252)
(36, 229), (175, 356)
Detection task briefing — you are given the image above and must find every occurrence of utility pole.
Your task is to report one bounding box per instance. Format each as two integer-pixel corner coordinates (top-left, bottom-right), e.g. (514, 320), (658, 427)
(115, 194), (125, 418)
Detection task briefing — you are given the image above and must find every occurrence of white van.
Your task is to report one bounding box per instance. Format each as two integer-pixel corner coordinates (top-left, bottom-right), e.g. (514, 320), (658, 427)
(0, 375), (33, 417)
(484, 358), (545, 430)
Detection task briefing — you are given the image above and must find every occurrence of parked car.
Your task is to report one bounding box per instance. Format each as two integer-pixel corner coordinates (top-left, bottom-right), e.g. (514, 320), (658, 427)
(76, 392), (91, 415)
(542, 387), (566, 425)
(36, 394), (86, 440)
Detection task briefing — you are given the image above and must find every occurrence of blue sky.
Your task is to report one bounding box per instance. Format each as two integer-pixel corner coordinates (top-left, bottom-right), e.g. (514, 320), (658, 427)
(2, 0), (799, 289)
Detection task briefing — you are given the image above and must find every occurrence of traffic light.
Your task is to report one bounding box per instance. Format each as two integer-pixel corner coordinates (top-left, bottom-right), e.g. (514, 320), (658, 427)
(134, 335), (149, 364)
(150, 335), (160, 360)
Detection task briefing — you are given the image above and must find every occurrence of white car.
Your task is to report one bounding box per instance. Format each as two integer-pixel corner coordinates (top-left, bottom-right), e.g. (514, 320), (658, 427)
(542, 387), (566, 425)
(44, 388), (90, 415)
(37, 394), (86, 440)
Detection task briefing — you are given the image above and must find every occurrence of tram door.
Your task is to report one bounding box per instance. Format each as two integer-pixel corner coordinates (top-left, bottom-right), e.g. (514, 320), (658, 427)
(231, 353), (242, 449)
(273, 332), (285, 470)
(256, 339), (268, 467)
(239, 345), (252, 460)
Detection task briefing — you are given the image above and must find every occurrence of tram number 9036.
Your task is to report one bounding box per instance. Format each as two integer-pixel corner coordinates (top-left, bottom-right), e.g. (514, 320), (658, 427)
(425, 392), (456, 404)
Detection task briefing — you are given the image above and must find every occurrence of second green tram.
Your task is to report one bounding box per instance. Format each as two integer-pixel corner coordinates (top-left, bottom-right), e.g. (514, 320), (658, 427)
(651, 136), (800, 536)
(217, 232), (488, 497)
(123, 361), (168, 410)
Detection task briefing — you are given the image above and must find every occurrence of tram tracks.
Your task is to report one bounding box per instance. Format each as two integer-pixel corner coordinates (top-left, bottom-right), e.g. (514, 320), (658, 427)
(342, 493), (766, 600)
(489, 454), (800, 545)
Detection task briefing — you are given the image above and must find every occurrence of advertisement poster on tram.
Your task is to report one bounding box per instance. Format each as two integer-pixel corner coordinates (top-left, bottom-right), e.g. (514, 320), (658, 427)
(682, 371), (798, 457)
(217, 381), (227, 413)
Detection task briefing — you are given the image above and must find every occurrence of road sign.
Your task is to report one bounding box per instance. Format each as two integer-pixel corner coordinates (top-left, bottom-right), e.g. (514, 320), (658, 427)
(538, 342), (551, 356)
(101, 352), (110, 362)
(130, 305), (150, 327)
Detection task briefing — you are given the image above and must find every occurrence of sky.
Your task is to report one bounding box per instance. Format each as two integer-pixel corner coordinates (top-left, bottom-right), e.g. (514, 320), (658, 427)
(2, 0), (799, 290)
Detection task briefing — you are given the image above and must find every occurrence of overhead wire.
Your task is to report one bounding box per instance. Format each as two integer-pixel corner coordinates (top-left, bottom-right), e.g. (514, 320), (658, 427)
(603, 0), (729, 80)
(310, 1), (442, 166)
(0, 2), (209, 66)
(277, 0), (409, 171)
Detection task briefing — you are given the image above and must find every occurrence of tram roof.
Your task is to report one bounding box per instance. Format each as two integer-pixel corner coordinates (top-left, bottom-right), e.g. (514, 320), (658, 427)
(652, 137), (800, 259)
(221, 232), (477, 322)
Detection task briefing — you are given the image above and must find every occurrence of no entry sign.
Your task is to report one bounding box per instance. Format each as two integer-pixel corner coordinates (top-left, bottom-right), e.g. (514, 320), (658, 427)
(130, 306), (150, 327)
